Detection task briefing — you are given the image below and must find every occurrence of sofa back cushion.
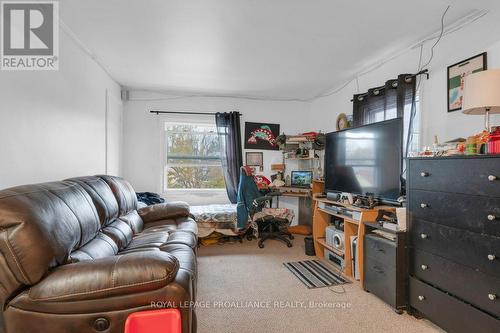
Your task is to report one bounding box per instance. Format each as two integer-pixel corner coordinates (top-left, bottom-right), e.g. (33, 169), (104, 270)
(101, 220), (134, 249)
(119, 210), (144, 234)
(98, 175), (138, 216)
(0, 181), (101, 301)
(66, 176), (119, 227)
(66, 176), (139, 252)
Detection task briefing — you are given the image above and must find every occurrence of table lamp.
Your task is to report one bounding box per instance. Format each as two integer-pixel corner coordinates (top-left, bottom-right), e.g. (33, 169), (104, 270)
(462, 69), (500, 131)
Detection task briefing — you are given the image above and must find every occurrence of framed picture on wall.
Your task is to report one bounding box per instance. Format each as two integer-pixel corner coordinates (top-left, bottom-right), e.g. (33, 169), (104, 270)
(244, 122), (280, 150)
(447, 52), (487, 112)
(246, 152), (263, 171)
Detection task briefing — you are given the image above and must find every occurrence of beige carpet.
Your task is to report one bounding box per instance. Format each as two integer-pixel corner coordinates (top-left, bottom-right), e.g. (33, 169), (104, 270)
(196, 235), (442, 333)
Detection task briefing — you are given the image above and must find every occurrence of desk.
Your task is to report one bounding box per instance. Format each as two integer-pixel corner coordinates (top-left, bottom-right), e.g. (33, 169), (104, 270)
(273, 180), (324, 228)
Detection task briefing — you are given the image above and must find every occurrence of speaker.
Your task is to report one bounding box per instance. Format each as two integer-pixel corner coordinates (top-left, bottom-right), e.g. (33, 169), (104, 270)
(332, 230), (344, 251)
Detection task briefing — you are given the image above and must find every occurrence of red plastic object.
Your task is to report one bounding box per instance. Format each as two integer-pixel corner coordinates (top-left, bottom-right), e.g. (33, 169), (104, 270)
(124, 309), (181, 333)
(488, 127), (500, 154)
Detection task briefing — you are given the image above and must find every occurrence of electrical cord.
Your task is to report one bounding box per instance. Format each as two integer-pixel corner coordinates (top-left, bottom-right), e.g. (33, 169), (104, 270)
(404, 5), (450, 167)
(404, 45), (424, 160)
(420, 5), (450, 71)
(328, 284), (346, 295)
(327, 260), (350, 295)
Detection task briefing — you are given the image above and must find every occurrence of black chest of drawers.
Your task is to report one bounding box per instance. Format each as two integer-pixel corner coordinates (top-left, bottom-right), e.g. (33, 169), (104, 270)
(408, 156), (500, 333)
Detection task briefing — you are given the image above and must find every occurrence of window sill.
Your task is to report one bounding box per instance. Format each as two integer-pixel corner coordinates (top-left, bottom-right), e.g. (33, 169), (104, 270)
(163, 189), (230, 206)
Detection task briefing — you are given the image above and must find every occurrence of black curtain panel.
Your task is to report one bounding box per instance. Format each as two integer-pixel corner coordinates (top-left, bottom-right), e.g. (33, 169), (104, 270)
(352, 74), (417, 193)
(352, 74), (415, 127)
(216, 112), (243, 204)
(397, 74), (417, 192)
(396, 74), (417, 156)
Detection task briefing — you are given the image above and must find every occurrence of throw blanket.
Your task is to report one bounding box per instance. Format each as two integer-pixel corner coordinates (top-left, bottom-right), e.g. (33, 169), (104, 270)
(136, 192), (165, 206)
(190, 204), (239, 238)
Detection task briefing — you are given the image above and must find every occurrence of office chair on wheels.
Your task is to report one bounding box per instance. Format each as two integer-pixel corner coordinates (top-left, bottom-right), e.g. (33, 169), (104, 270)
(237, 167), (294, 248)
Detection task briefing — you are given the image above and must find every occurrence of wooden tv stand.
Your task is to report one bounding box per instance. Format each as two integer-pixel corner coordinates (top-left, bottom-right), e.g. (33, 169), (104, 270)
(312, 196), (396, 284)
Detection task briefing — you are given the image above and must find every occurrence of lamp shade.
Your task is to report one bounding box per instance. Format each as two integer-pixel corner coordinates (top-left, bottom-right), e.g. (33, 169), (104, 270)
(462, 69), (500, 115)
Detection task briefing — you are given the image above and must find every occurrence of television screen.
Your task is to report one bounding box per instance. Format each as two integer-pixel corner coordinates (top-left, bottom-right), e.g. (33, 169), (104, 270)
(324, 118), (403, 203)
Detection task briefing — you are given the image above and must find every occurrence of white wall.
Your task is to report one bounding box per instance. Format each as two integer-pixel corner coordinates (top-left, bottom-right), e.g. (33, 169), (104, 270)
(310, 12), (500, 147)
(123, 91), (311, 217)
(106, 90), (124, 176)
(0, 28), (123, 189)
(122, 12), (500, 213)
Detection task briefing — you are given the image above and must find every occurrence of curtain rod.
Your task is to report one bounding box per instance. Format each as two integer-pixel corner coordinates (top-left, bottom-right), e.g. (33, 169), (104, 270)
(150, 110), (242, 116)
(351, 69), (429, 102)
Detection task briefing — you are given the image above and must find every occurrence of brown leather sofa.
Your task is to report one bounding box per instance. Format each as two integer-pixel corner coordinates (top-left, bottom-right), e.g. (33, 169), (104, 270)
(0, 175), (198, 333)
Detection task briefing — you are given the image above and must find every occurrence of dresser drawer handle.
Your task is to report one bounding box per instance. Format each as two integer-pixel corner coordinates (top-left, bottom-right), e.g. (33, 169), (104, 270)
(488, 175), (497, 181)
(488, 254), (496, 261)
(420, 233), (428, 239)
(373, 266), (384, 274)
(487, 214), (497, 221)
(418, 295), (425, 301)
(421, 264), (428, 270)
(488, 294), (497, 301)
(420, 203), (428, 208)
(420, 172), (429, 177)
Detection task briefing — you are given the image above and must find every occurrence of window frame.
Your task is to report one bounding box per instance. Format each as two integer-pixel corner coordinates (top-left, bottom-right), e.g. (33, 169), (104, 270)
(160, 115), (227, 201)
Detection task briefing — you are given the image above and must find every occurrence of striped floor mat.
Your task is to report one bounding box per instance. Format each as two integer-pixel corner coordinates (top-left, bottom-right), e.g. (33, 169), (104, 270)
(284, 260), (349, 289)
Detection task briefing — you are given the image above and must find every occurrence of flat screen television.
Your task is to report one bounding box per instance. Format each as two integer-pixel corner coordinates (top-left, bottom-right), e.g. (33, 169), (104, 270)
(324, 118), (403, 204)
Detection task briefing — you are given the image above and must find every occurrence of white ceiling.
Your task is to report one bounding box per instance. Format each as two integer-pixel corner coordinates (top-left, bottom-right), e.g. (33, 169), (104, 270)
(61, 0), (500, 100)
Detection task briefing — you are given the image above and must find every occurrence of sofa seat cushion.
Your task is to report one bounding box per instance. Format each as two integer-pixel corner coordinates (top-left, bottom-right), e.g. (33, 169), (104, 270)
(125, 232), (170, 250)
(123, 229), (197, 252)
(164, 231), (197, 250)
(29, 251), (179, 303)
(144, 216), (198, 235)
(68, 233), (118, 263)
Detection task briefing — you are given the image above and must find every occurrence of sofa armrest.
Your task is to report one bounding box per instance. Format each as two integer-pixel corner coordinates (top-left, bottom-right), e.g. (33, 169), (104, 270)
(138, 201), (190, 223)
(29, 251), (179, 302)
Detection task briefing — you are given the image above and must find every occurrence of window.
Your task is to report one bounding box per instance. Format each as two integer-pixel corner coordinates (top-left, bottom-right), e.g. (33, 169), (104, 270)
(403, 93), (420, 154)
(164, 121), (225, 192)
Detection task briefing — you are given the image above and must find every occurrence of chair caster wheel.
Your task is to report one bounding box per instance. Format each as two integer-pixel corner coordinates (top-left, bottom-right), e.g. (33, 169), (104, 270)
(246, 235), (253, 241)
(289, 235), (294, 240)
(287, 243), (293, 248)
(259, 243), (264, 248)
